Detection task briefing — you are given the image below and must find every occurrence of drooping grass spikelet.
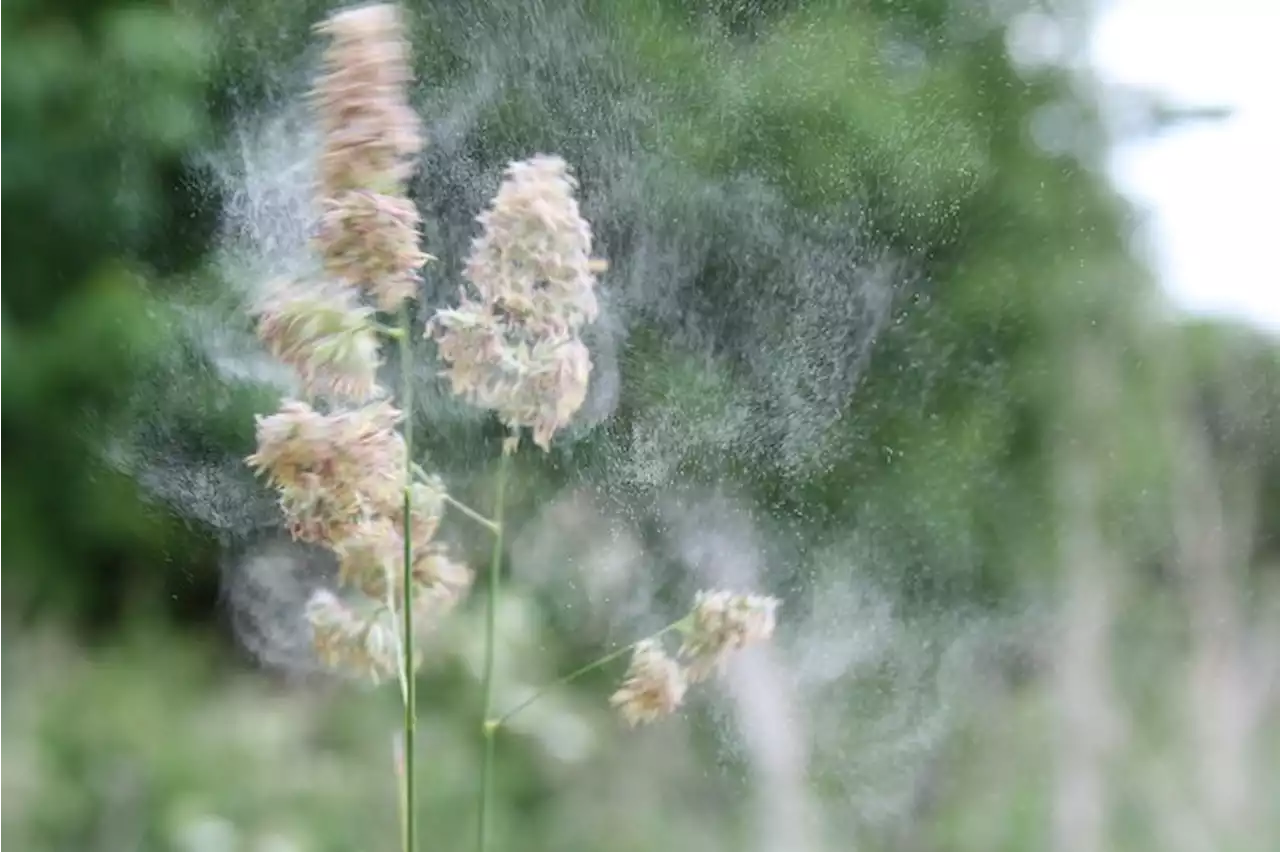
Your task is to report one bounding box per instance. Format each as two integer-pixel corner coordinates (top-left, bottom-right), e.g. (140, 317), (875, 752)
(332, 507), (472, 609)
(610, 639), (688, 727)
(247, 400), (406, 543)
(679, 590), (780, 683)
(306, 589), (403, 683)
(604, 591), (780, 727)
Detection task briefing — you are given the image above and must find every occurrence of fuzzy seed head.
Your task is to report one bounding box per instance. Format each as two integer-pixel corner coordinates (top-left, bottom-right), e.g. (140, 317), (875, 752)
(427, 155), (604, 450)
(305, 589), (402, 683)
(333, 514), (404, 596)
(430, 308), (592, 449)
(316, 190), (431, 310)
(412, 548), (474, 616)
(463, 155), (600, 332)
(247, 401), (407, 544)
(331, 511), (470, 612)
(276, 472), (362, 545)
(313, 3), (422, 196)
(609, 639), (687, 727)
(252, 280), (383, 402)
(679, 590), (780, 683)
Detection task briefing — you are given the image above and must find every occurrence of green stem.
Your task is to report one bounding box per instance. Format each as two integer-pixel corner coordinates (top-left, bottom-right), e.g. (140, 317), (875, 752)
(398, 304), (417, 852)
(477, 445), (511, 852)
(493, 618), (688, 729)
(374, 322), (406, 339)
(407, 462), (499, 534)
(445, 493), (501, 534)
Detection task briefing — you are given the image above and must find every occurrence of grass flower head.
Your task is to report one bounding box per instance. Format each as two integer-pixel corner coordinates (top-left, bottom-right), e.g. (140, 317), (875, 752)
(312, 3), (422, 197)
(679, 590), (780, 683)
(246, 400), (407, 544)
(428, 155), (605, 449)
(609, 639), (688, 727)
(252, 279), (383, 402)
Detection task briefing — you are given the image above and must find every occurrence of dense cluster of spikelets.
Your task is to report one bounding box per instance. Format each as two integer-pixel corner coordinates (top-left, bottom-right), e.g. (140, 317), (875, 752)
(246, 3), (459, 683)
(610, 591), (780, 726)
(245, 2), (781, 727)
(427, 155), (606, 450)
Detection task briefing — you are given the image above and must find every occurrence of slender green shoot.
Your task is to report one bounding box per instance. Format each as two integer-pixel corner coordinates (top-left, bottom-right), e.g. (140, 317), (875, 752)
(477, 444), (512, 852)
(399, 303), (417, 852)
(445, 493), (502, 535)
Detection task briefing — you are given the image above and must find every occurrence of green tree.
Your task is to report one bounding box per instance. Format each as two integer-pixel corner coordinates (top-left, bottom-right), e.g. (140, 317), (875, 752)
(2, 0), (214, 619)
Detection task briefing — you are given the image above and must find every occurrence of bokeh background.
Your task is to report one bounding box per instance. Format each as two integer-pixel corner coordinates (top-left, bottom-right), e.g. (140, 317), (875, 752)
(3, 1), (1277, 851)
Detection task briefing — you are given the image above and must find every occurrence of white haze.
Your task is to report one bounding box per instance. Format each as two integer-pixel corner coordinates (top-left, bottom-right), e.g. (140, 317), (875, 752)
(115, 5), (1026, 851)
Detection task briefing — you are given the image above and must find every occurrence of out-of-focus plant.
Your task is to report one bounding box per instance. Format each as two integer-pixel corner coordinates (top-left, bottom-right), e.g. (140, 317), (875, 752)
(1, 0), (216, 620)
(240, 7), (781, 850)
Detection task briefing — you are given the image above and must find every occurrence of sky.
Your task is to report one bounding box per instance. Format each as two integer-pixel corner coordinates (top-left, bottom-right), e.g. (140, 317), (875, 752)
(1089, 0), (1280, 333)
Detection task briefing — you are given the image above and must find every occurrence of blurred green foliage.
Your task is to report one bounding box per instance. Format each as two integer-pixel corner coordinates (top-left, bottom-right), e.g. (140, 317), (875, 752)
(6, 0), (1270, 618)
(2, 593), (755, 852)
(2, 0), (218, 619)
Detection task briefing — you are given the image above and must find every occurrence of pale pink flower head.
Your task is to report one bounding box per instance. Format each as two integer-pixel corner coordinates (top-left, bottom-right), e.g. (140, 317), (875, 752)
(429, 304), (592, 449)
(333, 514), (404, 596)
(463, 155), (600, 333)
(305, 589), (402, 683)
(428, 154), (605, 450)
(678, 590), (780, 683)
(313, 3), (422, 196)
(305, 547), (470, 682)
(411, 547), (474, 617)
(247, 400), (407, 543)
(276, 471), (362, 544)
(330, 509), (470, 614)
(609, 639), (688, 727)
(252, 279), (383, 402)
(521, 335), (592, 449)
(316, 189), (431, 311)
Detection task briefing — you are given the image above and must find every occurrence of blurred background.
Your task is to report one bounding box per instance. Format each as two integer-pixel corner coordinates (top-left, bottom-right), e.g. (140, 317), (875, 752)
(3, 1), (1277, 850)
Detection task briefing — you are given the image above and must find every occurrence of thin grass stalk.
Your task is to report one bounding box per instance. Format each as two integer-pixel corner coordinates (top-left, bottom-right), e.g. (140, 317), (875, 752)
(493, 619), (688, 729)
(477, 446), (511, 852)
(399, 303), (417, 852)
